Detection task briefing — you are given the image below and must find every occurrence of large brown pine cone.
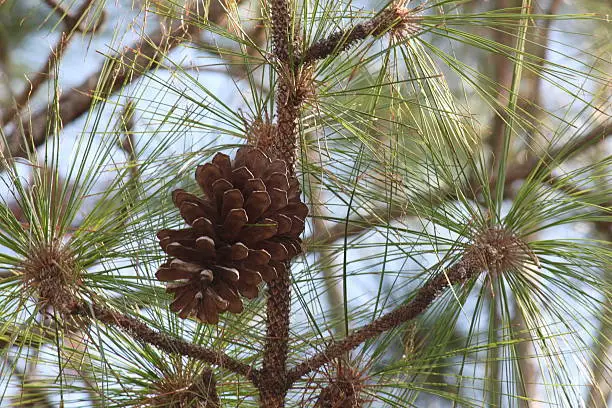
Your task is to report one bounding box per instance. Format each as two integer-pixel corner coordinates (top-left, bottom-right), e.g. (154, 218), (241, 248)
(156, 147), (308, 324)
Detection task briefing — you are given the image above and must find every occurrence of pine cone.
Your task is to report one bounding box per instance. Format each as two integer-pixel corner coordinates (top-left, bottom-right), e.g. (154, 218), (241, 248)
(156, 147), (308, 324)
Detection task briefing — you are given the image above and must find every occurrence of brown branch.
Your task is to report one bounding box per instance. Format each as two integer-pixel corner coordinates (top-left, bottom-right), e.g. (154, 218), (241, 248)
(503, 119), (611, 184)
(303, 21), (375, 64)
(71, 301), (257, 381)
(257, 0), (301, 404)
(184, 368), (221, 407)
(267, 0), (301, 169)
(0, 0), (98, 126)
(302, 3), (422, 64)
(260, 268), (292, 406)
(286, 254), (480, 385)
(257, 9), (425, 401)
(42, 0), (104, 33)
(1, 0), (239, 161)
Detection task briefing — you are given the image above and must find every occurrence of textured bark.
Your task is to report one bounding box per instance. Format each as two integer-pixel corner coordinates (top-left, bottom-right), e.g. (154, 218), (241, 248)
(303, 24), (371, 63)
(267, 0), (301, 168)
(259, 266), (292, 407)
(258, 0), (299, 403)
(72, 302), (256, 381)
(302, 4), (421, 63)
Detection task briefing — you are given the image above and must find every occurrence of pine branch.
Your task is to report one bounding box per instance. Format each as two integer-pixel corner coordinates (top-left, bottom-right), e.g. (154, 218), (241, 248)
(287, 254), (480, 384)
(260, 268), (292, 406)
(0, 0), (232, 162)
(504, 119), (612, 183)
(302, 2), (422, 64)
(71, 301), (257, 381)
(259, 0), (299, 403)
(267, 0), (301, 167)
(0, 0), (100, 126)
(42, 0), (104, 33)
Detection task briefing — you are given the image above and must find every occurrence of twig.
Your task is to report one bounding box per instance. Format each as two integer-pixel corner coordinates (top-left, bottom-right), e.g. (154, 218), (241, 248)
(0, 0), (98, 126)
(287, 254), (480, 385)
(42, 0), (103, 33)
(71, 301), (257, 381)
(302, 3), (422, 64)
(504, 119), (611, 184)
(1, 0), (241, 161)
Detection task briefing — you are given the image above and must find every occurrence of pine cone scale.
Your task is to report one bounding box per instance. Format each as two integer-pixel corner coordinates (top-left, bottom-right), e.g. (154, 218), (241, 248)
(243, 178), (266, 197)
(231, 166), (254, 189)
(269, 188), (289, 210)
(247, 248), (271, 265)
(194, 236), (216, 258)
(244, 190), (271, 220)
(192, 217), (216, 237)
(195, 163), (223, 199)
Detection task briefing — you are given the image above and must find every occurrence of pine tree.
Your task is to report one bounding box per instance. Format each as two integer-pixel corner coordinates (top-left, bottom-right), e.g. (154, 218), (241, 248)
(0, 0), (610, 406)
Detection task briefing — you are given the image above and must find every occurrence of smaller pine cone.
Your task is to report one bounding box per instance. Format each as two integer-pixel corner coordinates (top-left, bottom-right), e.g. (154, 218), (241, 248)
(156, 147), (308, 324)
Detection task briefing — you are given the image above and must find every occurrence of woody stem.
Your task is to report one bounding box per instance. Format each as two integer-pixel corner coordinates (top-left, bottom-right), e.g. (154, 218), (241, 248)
(259, 0), (299, 403)
(71, 301), (256, 381)
(287, 256), (479, 384)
